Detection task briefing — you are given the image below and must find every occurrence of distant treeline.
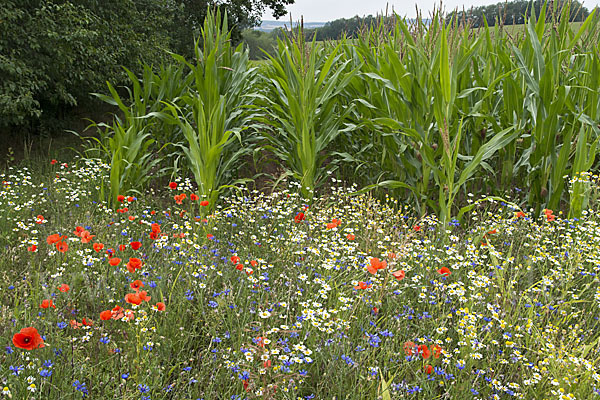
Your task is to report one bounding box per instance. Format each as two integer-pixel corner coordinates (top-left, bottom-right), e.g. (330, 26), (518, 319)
(243, 15), (391, 59)
(243, 0), (597, 60)
(447, 0), (592, 27)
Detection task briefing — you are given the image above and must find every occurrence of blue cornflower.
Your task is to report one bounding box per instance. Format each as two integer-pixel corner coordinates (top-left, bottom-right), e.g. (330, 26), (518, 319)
(138, 384), (150, 393)
(9, 365), (24, 376)
(367, 334), (381, 348)
(238, 371), (250, 380)
(341, 354), (355, 366)
(40, 369), (53, 378)
(208, 301), (218, 308)
(72, 380), (89, 397)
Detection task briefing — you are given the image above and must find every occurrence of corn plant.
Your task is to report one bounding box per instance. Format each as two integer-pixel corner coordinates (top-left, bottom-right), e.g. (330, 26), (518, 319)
(255, 29), (358, 200)
(84, 61), (192, 206)
(153, 9), (256, 210)
(342, 2), (600, 220)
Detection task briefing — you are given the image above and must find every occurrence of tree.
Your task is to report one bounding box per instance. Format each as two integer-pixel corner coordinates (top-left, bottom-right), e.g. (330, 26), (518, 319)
(170, 0), (294, 59)
(447, 0), (590, 27)
(0, 0), (295, 133)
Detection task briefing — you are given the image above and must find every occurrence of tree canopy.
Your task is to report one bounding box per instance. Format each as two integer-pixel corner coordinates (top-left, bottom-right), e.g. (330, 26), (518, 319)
(0, 0), (294, 132)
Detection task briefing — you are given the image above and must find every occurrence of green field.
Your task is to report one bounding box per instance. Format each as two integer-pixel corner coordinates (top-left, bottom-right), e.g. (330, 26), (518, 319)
(2, 3), (600, 399)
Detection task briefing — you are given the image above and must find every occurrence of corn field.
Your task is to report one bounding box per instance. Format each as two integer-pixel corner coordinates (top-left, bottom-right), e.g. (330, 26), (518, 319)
(90, 2), (600, 222)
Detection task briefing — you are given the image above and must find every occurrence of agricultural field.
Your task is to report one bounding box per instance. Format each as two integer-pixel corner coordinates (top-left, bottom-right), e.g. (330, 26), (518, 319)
(2, 2), (600, 399)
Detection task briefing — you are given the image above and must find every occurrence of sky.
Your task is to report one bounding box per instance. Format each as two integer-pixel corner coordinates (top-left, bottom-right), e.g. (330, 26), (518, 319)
(262, 0), (600, 22)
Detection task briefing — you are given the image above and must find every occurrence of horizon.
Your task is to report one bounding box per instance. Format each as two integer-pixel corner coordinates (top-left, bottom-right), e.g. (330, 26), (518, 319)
(262, 0), (600, 23)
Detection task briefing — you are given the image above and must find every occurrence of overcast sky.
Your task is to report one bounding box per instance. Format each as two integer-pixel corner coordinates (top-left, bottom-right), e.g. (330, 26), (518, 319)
(263, 0), (600, 22)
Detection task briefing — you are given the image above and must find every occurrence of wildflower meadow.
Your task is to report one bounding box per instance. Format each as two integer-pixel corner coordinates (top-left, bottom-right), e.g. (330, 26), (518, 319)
(2, 1), (600, 399)
(1, 158), (600, 399)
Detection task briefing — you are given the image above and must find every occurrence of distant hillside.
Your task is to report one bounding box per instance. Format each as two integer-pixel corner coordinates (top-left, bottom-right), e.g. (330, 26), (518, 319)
(258, 20), (326, 32)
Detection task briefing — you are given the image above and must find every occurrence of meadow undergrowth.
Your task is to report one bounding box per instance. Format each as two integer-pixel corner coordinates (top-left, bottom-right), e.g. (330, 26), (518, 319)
(1, 157), (600, 399)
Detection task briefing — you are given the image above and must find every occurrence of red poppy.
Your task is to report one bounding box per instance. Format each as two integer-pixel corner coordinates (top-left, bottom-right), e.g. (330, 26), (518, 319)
(127, 196), (134, 202)
(151, 223), (161, 233)
(56, 241), (68, 253)
(231, 256), (240, 264)
(100, 310), (112, 320)
(515, 211), (526, 218)
(424, 364), (433, 374)
(413, 225), (421, 231)
(368, 258), (387, 274)
(28, 245), (37, 252)
(138, 291), (151, 302)
(346, 234), (355, 241)
(200, 200), (209, 207)
(294, 212), (305, 223)
(93, 243), (104, 252)
(82, 318), (93, 326)
(418, 344), (431, 359)
(117, 195), (125, 202)
(174, 194), (184, 205)
(392, 270), (405, 281)
(437, 266), (451, 276)
(111, 306), (124, 318)
(119, 244), (127, 251)
(40, 299), (56, 309)
(125, 293), (142, 305)
(326, 218), (341, 229)
(169, 182), (177, 190)
(149, 231), (159, 240)
(51, 159), (57, 165)
(190, 194), (199, 201)
(73, 226), (85, 237)
(487, 229), (497, 235)
(130, 280), (144, 292)
(80, 231), (94, 244)
(156, 302), (166, 311)
(109, 257), (121, 267)
(58, 284), (70, 292)
(250, 260), (257, 267)
(130, 241), (142, 250)
(35, 215), (44, 224)
(12, 327), (45, 350)
(46, 234), (63, 245)
(70, 320), (82, 329)
(207, 234), (214, 240)
(433, 345), (442, 359)
(126, 257), (142, 273)
(128, 216), (135, 221)
(403, 341), (415, 356)
(354, 281), (372, 290)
